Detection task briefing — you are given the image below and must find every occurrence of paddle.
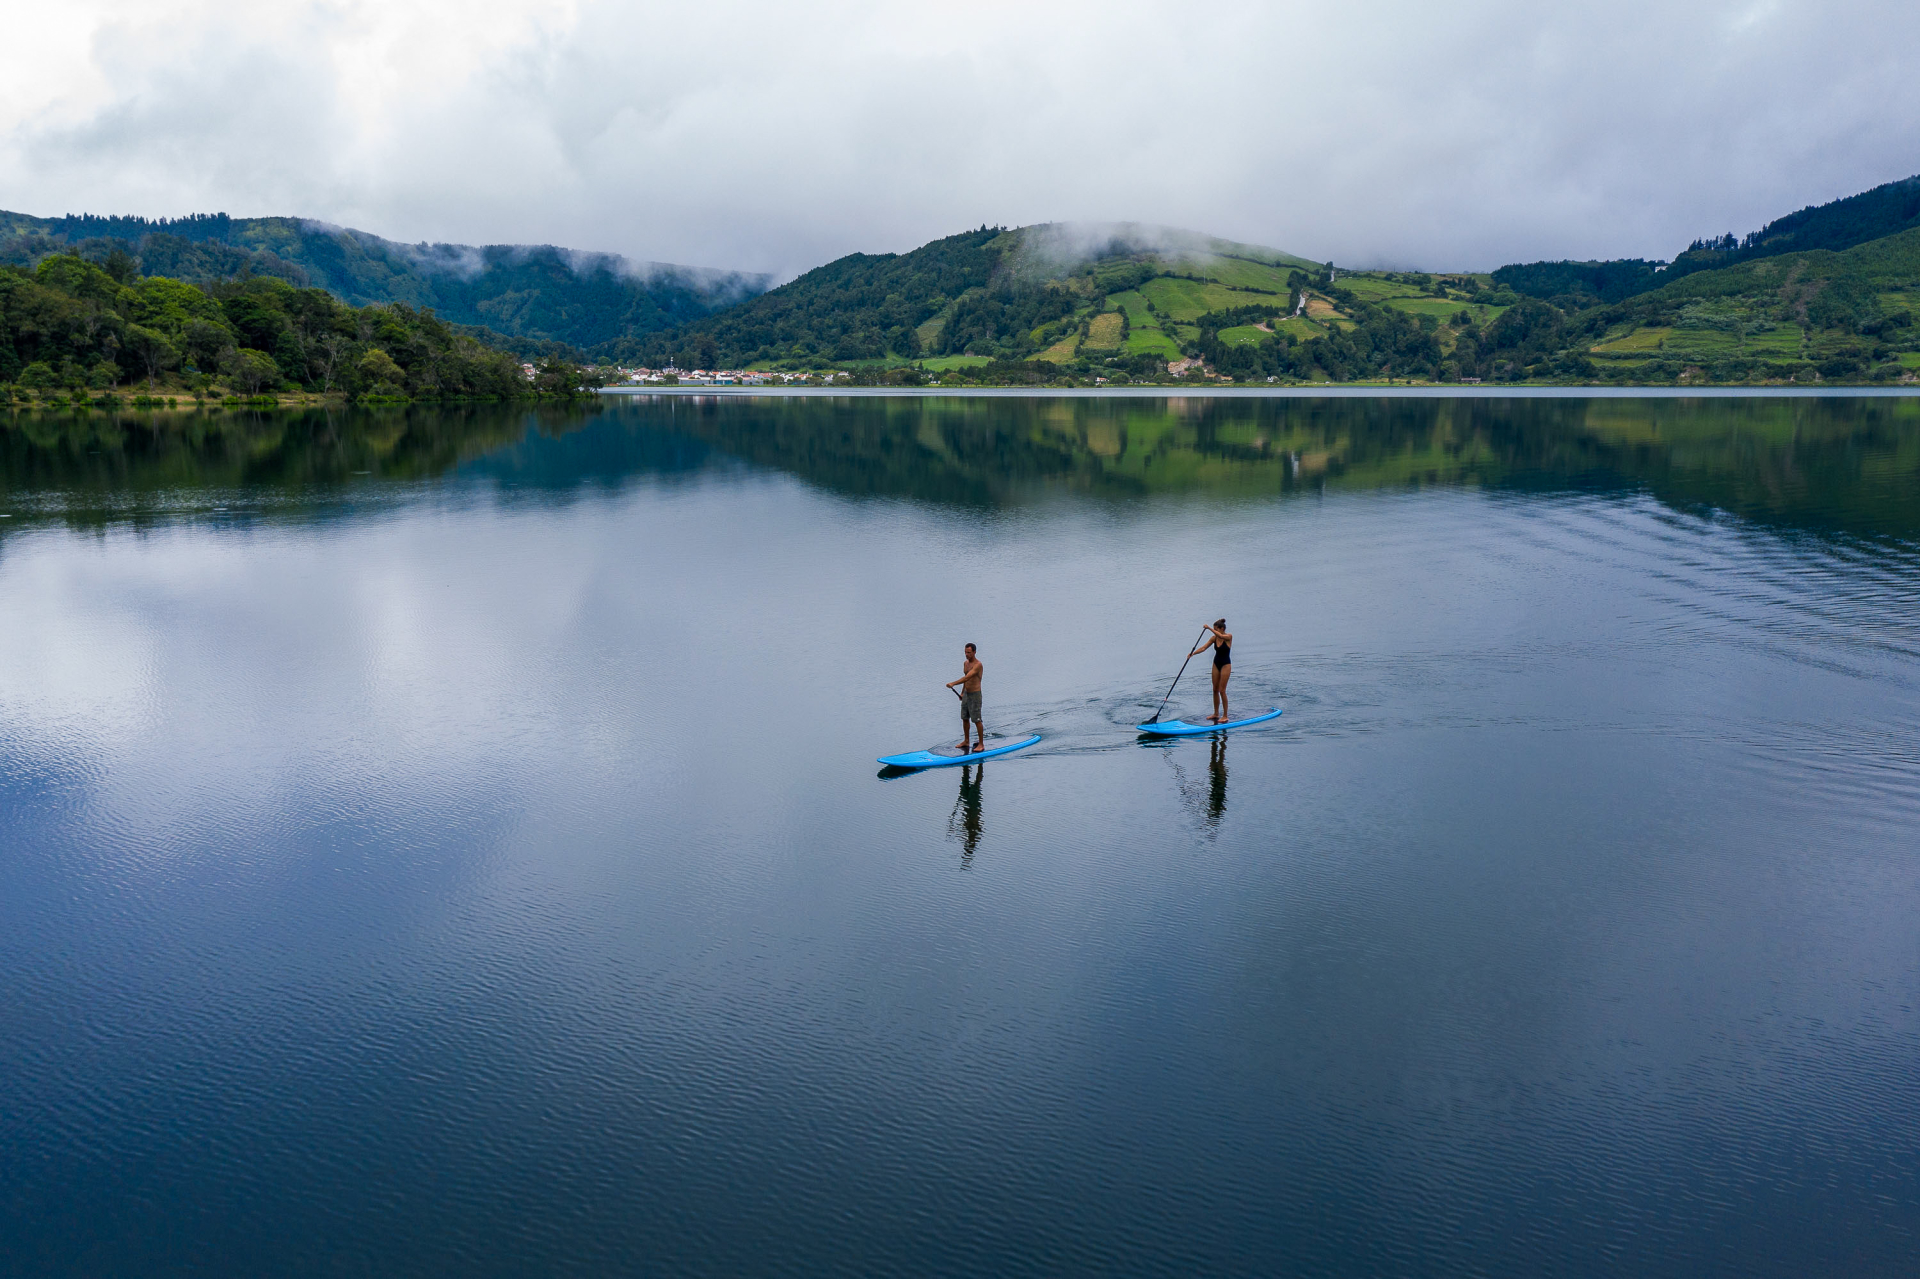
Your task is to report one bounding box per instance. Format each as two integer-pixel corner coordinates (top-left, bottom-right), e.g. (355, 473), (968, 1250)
(1145, 626), (1213, 724)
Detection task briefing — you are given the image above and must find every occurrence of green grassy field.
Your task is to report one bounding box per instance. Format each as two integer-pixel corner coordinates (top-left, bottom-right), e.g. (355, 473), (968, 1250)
(1138, 277), (1276, 322)
(1592, 327), (1673, 353)
(1661, 330), (1742, 357)
(1333, 275), (1424, 303)
(1217, 324), (1271, 348)
(1083, 312), (1124, 350)
(1107, 291), (1183, 357)
(1273, 317), (1324, 341)
(1380, 296), (1467, 320)
(1172, 256), (1294, 295)
(1741, 327), (1804, 355)
(1110, 290), (1154, 324)
(920, 355), (992, 371)
(1035, 334), (1081, 363)
(1127, 329), (1183, 358)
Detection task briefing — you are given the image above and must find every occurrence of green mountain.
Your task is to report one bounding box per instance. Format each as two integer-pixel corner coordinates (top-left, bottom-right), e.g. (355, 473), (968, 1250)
(1568, 224), (1920, 383)
(623, 223), (1323, 371)
(631, 191), (1918, 386)
(1302, 222), (1919, 387)
(1494, 173), (1920, 307)
(0, 211), (770, 353)
(1670, 173), (1920, 272)
(10, 170), (1918, 390)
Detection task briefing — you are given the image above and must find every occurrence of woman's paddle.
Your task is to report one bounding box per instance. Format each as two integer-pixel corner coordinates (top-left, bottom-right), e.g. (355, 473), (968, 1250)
(1145, 626), (1213, 724)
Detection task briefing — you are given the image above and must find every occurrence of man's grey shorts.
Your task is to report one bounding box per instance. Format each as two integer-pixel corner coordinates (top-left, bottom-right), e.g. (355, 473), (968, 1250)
(960, 690), (982, 721)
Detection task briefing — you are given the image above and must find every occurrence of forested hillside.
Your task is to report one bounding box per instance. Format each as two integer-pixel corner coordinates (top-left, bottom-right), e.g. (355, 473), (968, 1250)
(1254, 225), (1920, 386)
(0, 211), (768, 352)
(628, 223), (1327, 372)
(0, 251), (577, 402)
(1495, 173), (1920, 308)
(620, 187), (1920, 385)
(1566, 225), (1920, 383)
(10, 171), (1918, 391)
(624, 220), (1573, 384)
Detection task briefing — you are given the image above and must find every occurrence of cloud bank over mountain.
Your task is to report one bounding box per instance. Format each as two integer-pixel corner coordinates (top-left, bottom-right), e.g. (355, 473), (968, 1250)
(6, 0), (1919, 277)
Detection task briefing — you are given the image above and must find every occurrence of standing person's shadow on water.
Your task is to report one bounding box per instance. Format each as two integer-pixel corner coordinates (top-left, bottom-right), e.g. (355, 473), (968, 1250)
(1167, 737), (1229, 838)
(947, 764), (984, 867)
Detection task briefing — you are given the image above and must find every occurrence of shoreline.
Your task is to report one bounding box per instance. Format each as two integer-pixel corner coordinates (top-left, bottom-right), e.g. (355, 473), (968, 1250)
(601, 384), (1920, 400)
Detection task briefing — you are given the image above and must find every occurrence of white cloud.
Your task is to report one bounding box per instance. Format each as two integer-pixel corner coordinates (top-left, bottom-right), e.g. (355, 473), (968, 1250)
(3, 0), (1917, 275)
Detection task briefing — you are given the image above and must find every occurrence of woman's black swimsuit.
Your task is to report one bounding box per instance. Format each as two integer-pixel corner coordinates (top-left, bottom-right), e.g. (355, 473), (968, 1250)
(1212, 639), (1231, 668)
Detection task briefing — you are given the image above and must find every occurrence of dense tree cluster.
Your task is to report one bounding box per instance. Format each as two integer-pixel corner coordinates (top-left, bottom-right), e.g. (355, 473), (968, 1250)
(1183, 296), (1446, 382)
(1190, 303), (1288, 330)
(1671, 174), (1920, 272)
(1495, 172), (1920, 306)
(617, 228), (1035, 368)
(1446, 301), (1596, 382)
(1491, 260), (1662, 307)
(0, 210), (758, 353)
(0, 253), (561, 400)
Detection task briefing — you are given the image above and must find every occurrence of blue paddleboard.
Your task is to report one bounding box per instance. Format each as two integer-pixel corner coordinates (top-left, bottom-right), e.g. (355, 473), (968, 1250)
(878, 734), (1041, 769)
(1137, 707), (1282, 736)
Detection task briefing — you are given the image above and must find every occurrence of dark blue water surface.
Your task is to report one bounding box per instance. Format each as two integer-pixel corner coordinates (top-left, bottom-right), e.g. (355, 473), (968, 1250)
(4, 393), (1919, 1276)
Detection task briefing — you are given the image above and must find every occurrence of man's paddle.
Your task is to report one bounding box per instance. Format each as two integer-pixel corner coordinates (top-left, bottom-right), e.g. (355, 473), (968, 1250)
(1145, 626), (1213, 724)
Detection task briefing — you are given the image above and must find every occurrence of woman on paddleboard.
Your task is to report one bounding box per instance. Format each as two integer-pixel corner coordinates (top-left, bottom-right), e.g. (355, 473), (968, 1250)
(1190, 619), (1232, 723)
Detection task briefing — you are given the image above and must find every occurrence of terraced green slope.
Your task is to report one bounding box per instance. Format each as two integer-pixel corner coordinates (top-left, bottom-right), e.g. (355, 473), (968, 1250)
(1564, 226), (1920, 383)
(627, 222), (1324, 373)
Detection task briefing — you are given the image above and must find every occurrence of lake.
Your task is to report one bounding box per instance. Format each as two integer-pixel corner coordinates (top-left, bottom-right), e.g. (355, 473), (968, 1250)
(4, 392), (1919, 1276)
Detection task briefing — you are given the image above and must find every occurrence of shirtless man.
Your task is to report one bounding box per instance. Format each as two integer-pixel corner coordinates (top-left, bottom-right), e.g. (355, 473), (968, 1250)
(946, 643), (984, 754)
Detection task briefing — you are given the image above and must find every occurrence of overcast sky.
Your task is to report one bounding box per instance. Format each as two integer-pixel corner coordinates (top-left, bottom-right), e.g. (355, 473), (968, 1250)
(4, 0), (1918, 277)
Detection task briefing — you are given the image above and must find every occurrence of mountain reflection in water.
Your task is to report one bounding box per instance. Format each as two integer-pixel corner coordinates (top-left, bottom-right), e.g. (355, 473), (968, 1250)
(5, 389), (1920, 1278)
(3, 393), (1918, 539)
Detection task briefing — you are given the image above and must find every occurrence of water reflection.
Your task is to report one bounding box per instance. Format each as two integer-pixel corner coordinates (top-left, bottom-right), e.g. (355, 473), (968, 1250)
(4, 393), (1919, 539)
(638, 393), (1920, 536)
(946, 764), (985, 867)
(0, 400), (623, 526)
(1165, 737), (1230, 837)
(6, 390), (1920, 1277)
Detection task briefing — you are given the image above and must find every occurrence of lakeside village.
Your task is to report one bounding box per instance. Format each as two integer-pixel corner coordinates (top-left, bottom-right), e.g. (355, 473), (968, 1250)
(535, 364), (1255, 388)
(547, 365), (840, 387)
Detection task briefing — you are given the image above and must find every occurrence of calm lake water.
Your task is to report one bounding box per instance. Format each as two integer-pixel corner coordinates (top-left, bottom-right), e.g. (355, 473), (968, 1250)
(4, 393), (1919, 1276)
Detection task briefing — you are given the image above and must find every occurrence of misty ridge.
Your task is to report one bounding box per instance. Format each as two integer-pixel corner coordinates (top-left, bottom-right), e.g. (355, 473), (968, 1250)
(4, 166), (1920, 385)
(0, 209), (772, 357)
(1006, 222), (1320, 282)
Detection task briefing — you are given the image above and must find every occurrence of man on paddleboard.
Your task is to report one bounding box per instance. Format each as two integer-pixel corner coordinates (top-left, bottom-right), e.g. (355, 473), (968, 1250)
(946, 643), (984, 754)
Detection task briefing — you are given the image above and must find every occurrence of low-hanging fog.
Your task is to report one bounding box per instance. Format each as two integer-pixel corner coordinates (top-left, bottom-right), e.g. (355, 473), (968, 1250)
(5, 0), (1918, 278)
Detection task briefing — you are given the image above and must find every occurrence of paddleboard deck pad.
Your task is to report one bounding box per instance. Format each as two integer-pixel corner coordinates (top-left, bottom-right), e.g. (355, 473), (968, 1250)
(879, 734), (1041, 769)
(1137, 708), (1282, 736)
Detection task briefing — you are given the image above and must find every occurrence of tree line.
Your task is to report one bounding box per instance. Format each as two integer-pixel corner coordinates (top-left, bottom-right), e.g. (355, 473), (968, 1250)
(0, 211), (757, 355)
(0, 252), (593, 402)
